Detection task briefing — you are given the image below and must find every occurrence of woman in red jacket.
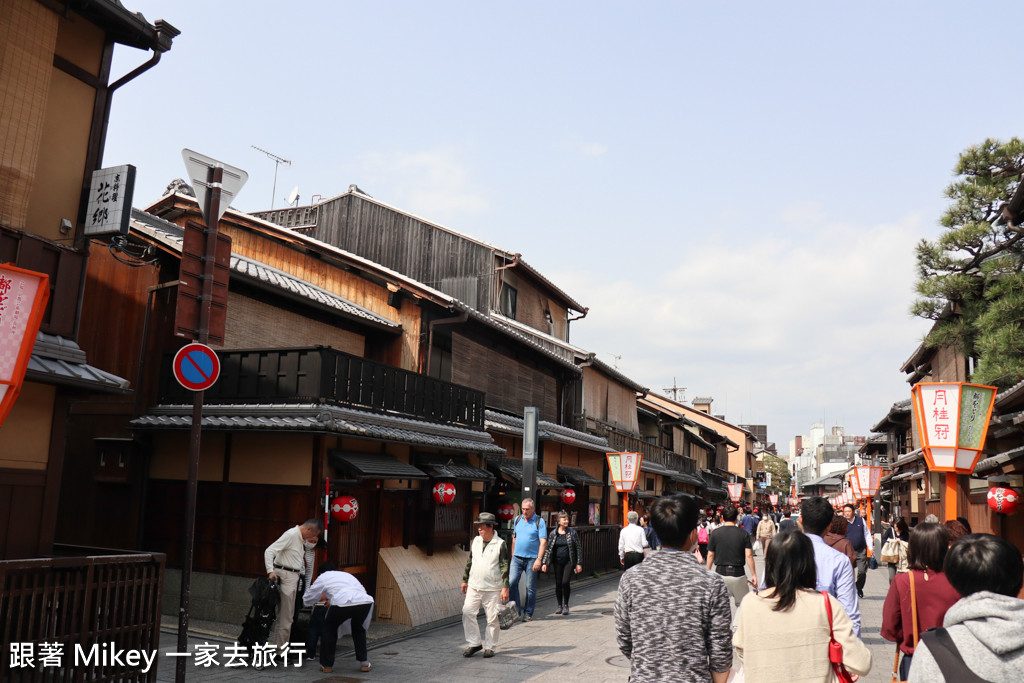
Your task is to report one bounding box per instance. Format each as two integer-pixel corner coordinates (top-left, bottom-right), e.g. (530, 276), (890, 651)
(880, 523), (960, 680)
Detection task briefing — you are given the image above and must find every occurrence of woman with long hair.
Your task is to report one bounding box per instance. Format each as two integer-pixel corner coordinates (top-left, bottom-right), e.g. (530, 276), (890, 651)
(734, 529), (872, 682)
(881, 517), (910, 583)
(540, 511), (583, 615)
(881, 522), (960, 680)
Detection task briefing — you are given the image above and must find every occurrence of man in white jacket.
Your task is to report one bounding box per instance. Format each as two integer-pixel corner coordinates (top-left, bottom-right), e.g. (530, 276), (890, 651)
(264, 518), (322, 650)
(461, 512), (510, 659)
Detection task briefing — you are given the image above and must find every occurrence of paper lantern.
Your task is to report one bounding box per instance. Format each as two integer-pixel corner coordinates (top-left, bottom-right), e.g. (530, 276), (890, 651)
(854, 465), (883, 496)
(497, 503), (516, 521)
(769, 494), (779, 506)
(911, 382), (998, 473)
(560, 488), (577, 505)
(331, 495), (359, 522)
(432, 481), (456, 505)
(987, 487), (1019, 514)
(726, 483), (744, 502)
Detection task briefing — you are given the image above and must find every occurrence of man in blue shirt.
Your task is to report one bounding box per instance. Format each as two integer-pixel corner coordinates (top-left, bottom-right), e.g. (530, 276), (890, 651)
(842, 504), (871, 599)
(800, 497), (861, 636)
(509, 498), (547, 621)
(740, 509), (758, 537)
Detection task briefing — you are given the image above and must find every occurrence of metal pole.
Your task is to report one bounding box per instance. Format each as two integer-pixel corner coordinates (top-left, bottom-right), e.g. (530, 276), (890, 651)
(176, 166), (223, 683)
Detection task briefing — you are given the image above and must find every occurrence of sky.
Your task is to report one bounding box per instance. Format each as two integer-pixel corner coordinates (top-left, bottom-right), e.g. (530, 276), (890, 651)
(102, 1), (1024, 455)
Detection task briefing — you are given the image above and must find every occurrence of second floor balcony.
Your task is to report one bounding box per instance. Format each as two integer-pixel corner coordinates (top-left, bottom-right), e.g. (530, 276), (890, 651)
(157, 346), (485, 428)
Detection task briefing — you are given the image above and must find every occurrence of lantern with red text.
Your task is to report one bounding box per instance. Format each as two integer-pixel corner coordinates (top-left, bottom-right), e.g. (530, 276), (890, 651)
(726, 482), (744, 503)
(560, 488), (577, 505)
(987, 487), (1019, 515)
(497, 503), (516, 522)
(432, 481), (456, 505)
(331, 495), (359, 523)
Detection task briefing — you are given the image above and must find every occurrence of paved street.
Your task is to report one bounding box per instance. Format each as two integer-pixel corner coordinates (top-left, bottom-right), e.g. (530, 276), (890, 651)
(152, 551), (901, 682)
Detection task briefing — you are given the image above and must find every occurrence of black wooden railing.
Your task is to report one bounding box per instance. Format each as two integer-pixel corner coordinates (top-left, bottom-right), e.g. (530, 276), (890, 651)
(496, 525), (620, 573)
(605, 431), (699, 476)
(0, 546), (165, 682)
(158, 346), (486, 428)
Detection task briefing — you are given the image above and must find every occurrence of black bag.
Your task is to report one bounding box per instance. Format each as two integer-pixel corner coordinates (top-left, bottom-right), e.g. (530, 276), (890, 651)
(237, 576), (280, 648)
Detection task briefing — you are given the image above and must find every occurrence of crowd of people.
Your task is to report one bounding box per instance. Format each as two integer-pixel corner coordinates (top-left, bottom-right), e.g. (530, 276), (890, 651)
(257, 495), (1024, 681)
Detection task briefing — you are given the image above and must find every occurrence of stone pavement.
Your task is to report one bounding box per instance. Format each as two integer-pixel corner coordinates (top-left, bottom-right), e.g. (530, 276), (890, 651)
(151, 552), (902, 682)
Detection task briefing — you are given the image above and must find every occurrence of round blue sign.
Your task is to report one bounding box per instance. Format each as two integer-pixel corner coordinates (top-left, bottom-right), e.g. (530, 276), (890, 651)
(173, 343), (220, 391)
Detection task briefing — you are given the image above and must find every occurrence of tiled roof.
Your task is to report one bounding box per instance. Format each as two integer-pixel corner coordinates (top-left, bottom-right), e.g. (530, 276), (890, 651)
(484, 410), (609, 451)
(131, 403), (506, 454)
(487, 458), (563, 489)
(671, 471), (707, 487)
(996, 377), (1024, 407)
(129, 209), (399, 331)
(419, 456), (494, 482)
(26, 332), (130, 393)
(330, 452), (427, 480)
(556, 465), (603, 487)
(974, 444), (1024, 476)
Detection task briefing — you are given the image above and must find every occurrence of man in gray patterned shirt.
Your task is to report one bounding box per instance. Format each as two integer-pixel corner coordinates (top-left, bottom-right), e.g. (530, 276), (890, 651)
(615, 495), (733, 683)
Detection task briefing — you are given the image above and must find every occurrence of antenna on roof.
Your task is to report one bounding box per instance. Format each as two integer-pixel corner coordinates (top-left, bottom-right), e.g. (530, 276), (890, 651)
(608, 353), (622, 369)
(663, 378), (686, 402)
(251, 145), (291, 209)
(286, 186), (299, 207)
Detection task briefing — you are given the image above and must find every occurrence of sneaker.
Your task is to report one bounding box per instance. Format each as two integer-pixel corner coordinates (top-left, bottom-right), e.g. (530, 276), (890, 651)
(360, 661), (372, 672)
(563, 605), (570, 616)
(463, 645), (483, 658)
(482, 649), (495, 658)
(523, 615), (533, 622)
(555, 604), (563, 615)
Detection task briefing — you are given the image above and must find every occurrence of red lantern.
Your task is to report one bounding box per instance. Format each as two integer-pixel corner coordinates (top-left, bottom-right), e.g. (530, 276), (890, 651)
(331, 495), (359, 522)
(497, 503), (515, 521)
(432, 481), (456, 505)
(987, 486), (1020, 514)
(560, 488), (576, 505)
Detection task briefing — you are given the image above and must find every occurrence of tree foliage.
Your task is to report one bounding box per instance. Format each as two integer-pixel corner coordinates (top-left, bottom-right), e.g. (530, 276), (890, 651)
(913, 138), (1024, 387)
(761, 454), (792, 494)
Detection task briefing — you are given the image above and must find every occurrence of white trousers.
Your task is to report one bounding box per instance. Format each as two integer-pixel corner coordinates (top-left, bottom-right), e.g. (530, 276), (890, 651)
(270, 569), (299, 649)
(462, 586), (501, 650)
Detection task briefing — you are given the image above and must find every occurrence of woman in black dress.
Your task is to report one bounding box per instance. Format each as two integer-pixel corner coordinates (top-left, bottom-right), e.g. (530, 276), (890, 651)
(541, 511), (583, 615)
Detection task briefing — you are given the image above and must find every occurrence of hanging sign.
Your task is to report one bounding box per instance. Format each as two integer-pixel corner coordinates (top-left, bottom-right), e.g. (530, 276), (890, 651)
(606, 452), (643, 492)
(0, 264), (50, 428)
(726, 482), (744, 502)
(84, 164), (135, 236)
(911, 382), (997, 473)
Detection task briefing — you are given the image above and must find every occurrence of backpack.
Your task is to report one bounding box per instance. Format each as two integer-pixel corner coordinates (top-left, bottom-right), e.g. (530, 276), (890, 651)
(513, 514), (542, 530)
(697, 525), (709, 544)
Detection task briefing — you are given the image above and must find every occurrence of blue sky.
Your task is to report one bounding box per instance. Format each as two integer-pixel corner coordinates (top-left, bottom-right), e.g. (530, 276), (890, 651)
(103, 1), (1024, 453)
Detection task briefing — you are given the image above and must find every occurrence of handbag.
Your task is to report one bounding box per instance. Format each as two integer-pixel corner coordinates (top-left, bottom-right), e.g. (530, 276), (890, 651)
(891, 571), (920, 683)
(880, 536), (902, 563)
(497, 601), (517, 630)
(823, 591), (855, 683)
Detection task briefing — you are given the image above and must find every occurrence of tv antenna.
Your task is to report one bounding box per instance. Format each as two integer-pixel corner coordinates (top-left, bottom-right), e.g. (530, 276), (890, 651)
(608, 353), (622, 369)
(286, 186), (300, 207)
(251, 145), (291, 209)
(663, 378), (686, 402)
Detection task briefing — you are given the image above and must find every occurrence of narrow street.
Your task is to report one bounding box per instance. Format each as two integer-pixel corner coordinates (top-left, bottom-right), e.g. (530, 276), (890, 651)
(155, 552), (900, 682)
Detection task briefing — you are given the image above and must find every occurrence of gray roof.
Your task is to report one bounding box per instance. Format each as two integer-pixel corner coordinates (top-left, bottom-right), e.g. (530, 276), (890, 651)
(487, 458), (563, 489)
(484, 410), (609, 451)
(996, 377), (1024, 407)
(131, 403), (507, 455)
(556, 465), (604, 487)
(419, 456), (494, 482)
(330, 451), (427, 480)
(129, 209), (399, 332)
(671, 471), (707, 487)
(974, 444), (1024, 476)
(26, 332), (130, 393)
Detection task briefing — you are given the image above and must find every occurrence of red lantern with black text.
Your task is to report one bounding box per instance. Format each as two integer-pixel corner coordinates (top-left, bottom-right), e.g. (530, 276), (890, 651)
(497, 503), (515, 521)
(987, 487), (1019, 514)
(432, 481), (456, 505)
(560, 488), (576, 505)
(331, 495), (359, 522)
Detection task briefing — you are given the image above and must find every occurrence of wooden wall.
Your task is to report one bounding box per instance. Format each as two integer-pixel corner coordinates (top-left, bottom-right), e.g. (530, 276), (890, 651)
(311, 194), (493, 311)
(495, 267), (570, 341)
(222, 291), (365, 356)
(582, 367), (639, 433)
(452, 332), (559, 422)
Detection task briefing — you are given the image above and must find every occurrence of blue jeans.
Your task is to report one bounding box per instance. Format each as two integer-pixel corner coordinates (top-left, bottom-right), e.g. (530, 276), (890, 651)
(509, 555), (538, 616)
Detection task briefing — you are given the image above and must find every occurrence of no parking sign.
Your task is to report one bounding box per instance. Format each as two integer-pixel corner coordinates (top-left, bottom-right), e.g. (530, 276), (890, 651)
(173, 343), (220, 391)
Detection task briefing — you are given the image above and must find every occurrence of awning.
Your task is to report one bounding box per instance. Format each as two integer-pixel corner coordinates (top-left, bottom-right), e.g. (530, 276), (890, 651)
(26, 332), (130, 393)
(131, 403), (508, 455)
(418, 455), (494, 482)
(670, 471), (706, 487)
(557, 465), (603, 487)
(487, 458), (564, 489)
(974, 444), (1024, 476)
(633, 489), (658, 500)
(640, 461), (672, 476)
(330, 451), (428, 480)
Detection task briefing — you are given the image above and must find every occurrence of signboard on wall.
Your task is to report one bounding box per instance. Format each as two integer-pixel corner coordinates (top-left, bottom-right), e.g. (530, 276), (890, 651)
(84, 164), (135, 236)
(0, 264), (50, 427)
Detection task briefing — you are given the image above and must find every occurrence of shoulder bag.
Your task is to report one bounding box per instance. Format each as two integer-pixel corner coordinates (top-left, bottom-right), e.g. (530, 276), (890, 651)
(880, 534), (902, 564)
(823, 591), (855, 683)
(918, 627), (993, 683)
(890, 570), (919, 683)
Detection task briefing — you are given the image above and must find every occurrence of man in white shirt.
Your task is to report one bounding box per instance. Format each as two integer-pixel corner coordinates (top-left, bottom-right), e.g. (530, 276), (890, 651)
(303, 562), (374, 673)
(618, 511), (649, 569)
(265, 518), (322, 650)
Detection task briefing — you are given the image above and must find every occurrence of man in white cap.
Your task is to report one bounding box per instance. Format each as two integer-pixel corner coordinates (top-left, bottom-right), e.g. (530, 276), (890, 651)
(461, 511), (510, 659)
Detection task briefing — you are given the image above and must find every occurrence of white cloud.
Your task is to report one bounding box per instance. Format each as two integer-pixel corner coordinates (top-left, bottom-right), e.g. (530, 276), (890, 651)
(578, 142), (608, 157)
(361, 148), (488, 220)
(556, 205), (934, 449)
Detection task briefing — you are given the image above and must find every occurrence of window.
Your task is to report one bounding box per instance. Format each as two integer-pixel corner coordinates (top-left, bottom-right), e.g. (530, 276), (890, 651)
(498, 283), (517, 318)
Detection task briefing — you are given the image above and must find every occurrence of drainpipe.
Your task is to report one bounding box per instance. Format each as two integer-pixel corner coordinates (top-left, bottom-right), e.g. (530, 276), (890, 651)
(426, 309), (469, 376)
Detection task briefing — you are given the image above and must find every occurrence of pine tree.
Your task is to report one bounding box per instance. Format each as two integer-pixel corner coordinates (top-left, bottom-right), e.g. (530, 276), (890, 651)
(912, 138), (1024, 387)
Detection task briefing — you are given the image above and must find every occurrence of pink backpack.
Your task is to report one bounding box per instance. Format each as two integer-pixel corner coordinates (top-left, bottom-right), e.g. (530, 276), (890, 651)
(697, 525), (709, 544)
